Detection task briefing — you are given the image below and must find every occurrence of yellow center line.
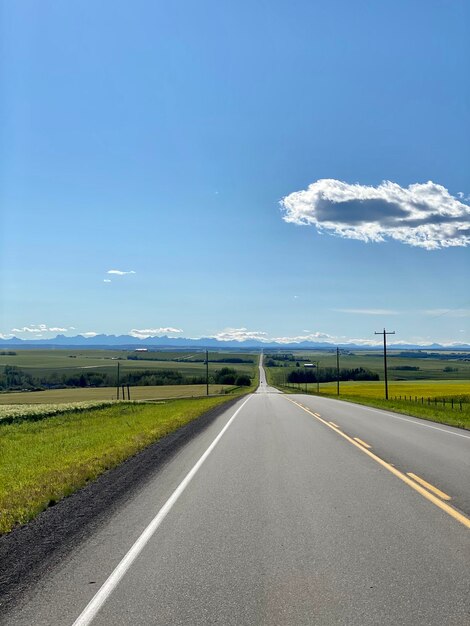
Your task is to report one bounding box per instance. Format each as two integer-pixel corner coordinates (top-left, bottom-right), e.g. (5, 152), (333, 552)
(329, 421), (339, 428)
(354, 437), (371, 449)
(284, 397), (470, 530)
(407, 473), (451, 501)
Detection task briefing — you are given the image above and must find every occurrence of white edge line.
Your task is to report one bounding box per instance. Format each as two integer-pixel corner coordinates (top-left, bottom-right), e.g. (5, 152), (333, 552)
(349, 404), (470, 439)
(296, 395), (470, 440)
(72, 394), (253, 626)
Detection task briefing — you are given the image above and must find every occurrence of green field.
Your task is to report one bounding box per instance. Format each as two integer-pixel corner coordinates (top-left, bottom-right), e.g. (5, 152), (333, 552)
(0, 394), (248, 534)
(0, 348), (258, 373)
(0, 349), (256, 378)
(0, 349), (258, 397)
(0, 384), (236, 405)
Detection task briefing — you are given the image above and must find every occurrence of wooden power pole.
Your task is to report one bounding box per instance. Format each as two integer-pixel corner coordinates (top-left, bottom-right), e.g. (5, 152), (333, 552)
(375, 328), (395, 400)
(336, 347), (340, 396)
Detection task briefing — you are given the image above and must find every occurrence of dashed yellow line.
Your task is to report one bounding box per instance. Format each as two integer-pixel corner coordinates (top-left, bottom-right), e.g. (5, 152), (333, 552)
(354, 437), (371, 449)
(285, 397), (470, 530)
(329, 421), (339, 428)
(407, 473), (451, 501)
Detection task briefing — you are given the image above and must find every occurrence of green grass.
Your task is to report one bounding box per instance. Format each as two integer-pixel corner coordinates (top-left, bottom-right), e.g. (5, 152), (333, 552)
(316, 393), (469, 430)
(0, 394), (247, 534)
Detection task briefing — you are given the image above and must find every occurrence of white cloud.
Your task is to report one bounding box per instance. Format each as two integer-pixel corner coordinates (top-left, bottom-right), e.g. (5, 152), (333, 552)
(0, 333), (13, 339)
(271, 332), (334, 344)
(107, 269), (136, 275)
(103, 279), (112, 283)
(12, 327), (41, 333)
(129, 327), (183, 338)
(11, 324), (67, 334)
(209, 328), (336, 344)
(81, 332), (98, 338)
(334, 308), (399, 315)
(211, 328), (270, 342)
(280, 179), (470, 249)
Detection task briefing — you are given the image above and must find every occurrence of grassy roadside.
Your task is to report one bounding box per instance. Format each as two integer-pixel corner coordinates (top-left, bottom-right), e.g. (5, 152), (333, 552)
(307, 393), (469, 430)
(0, 391), (250, 535)
(265, 370), (470, 430)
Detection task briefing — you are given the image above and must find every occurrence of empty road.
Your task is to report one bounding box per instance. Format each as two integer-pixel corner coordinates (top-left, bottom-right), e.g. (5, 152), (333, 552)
(2, 361), (469, 625)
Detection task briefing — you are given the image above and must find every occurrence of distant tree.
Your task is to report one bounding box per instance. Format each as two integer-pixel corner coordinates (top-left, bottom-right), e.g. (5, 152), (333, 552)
(214, 367), (237, 385)
(235, 375), (251, 386)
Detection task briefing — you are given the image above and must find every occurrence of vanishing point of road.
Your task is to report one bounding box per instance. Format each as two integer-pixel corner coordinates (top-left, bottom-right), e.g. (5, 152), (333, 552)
(3, 359), (469, 625)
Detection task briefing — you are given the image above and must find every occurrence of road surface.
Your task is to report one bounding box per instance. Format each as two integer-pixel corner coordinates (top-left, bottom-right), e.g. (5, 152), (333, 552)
(2, 361), (469, 625)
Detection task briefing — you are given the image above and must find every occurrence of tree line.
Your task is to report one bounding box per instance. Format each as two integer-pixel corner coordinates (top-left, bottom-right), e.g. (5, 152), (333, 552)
(0, 365), (252, 391)
(287, 367), (379, 384)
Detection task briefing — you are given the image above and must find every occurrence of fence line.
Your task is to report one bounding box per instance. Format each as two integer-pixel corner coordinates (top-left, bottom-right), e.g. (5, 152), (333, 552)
(392, 395), (466, 410)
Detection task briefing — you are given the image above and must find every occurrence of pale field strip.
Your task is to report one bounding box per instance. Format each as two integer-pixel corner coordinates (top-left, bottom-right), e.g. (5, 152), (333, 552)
(0, 384), (233, 406)
(0, 401), (116, 421)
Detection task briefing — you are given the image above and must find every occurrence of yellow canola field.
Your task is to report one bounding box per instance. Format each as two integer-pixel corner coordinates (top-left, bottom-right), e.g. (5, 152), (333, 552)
(312, 380), (470, 399)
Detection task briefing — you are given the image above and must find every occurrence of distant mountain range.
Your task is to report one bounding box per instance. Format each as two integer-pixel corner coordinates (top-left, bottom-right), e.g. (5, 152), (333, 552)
(1, 334), (469, 351)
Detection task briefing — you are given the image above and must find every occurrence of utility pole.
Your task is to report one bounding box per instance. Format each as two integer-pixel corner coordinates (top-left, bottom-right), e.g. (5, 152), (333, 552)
(116, 362), (120, 400)
(336, 347), (340, 396)
(315, 361), (320, 394)
(205, 349), (209, 396)
(375, 328), (395, 400)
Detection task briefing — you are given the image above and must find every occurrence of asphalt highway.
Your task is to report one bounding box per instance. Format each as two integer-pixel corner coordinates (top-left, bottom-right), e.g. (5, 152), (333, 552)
(3, 362), (469, 625)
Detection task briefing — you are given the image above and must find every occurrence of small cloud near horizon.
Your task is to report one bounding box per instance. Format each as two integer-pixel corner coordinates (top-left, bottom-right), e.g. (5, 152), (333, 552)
(130, 327), (183, 338)
(281, 179), (470, 249)
(211, 328), (269, 342)
(107, 270), (136, 276)
(11, 324), (68, 334)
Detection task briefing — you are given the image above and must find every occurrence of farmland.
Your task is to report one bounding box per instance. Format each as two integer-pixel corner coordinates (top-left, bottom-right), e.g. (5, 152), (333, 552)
(264, 348), (470, 381)
(0, 384), (236, 406)
(0, 349), (257, 397)
(0, 349), (257, 374)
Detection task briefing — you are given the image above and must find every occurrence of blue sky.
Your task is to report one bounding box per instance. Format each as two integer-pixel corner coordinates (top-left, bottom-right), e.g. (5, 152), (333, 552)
(1, 0), (469, 345)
